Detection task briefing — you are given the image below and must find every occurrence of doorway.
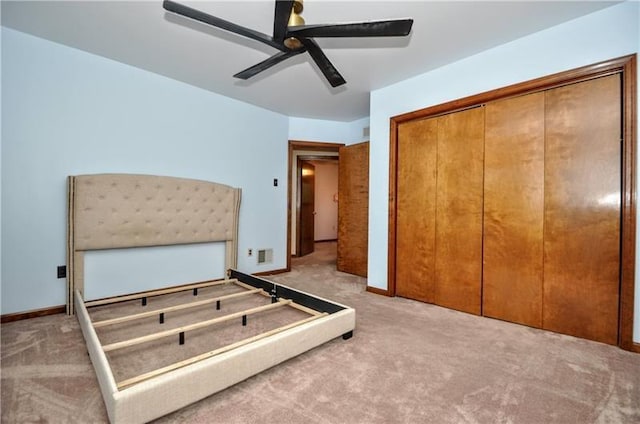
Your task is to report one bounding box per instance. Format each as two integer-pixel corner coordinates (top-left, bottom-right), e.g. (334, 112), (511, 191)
(297, 159), (316, 257)
(296, 157), (340, 257)
(288, 141), (341, 271)
(287, 140), (371, 276)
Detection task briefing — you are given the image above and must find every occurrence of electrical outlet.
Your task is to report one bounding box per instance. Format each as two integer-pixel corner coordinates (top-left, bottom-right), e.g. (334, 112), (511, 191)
(57, 265), (66, 279)
(248, 249), (253, 256)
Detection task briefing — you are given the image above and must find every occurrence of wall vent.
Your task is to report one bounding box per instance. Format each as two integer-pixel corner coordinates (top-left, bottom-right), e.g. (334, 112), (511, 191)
(362, 126), (370, 138)
(257, 248), (273, 265)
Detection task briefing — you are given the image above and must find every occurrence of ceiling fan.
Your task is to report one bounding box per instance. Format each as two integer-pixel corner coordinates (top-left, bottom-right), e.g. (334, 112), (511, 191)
(162, 0), (413, 87)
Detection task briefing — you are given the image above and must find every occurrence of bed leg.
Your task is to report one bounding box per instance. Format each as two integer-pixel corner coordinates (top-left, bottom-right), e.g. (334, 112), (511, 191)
(242, 315), (247, 326)
(342, 331), (353, 340)
(193, 288), (198, 296)
(179, 332), (185, 345)
(216, 300), (221, 310)
(159, 312), (165, 324)
(141, 297), (147, 306)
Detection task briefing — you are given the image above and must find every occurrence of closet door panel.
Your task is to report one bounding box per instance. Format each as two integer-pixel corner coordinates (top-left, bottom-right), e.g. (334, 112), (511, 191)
(435, 107), (484, 315)
(395, 118), (438, 303)
(483, 93), (545, 327)
(543, 75), (621, 345)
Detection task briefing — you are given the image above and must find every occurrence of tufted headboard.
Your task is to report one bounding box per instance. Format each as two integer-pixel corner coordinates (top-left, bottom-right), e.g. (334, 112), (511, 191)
(67, 174), (241, 314)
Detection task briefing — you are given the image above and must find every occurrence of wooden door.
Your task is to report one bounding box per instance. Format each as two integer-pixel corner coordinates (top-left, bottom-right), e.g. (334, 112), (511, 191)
(298, 160), (315, 257)
(543, 75), (621, 345)
(435, 107), (485, 315)
(337, 142), (369, 277)
(483, 92), (545, 327)
(395, 118), (437, 302)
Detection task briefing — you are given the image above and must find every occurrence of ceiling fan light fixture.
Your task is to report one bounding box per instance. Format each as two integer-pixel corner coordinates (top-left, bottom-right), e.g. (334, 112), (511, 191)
(284, 36), (303, 50)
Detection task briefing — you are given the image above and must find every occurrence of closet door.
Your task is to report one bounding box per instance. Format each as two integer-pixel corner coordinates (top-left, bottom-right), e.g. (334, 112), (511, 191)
(543, 75), (621, 345)
(435, 107), (484, 315)
(483, 93), (545, 327)
(395, 118), (438, 303)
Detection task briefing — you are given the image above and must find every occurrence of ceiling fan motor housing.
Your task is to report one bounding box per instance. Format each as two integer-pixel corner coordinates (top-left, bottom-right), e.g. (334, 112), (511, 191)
(285, 0), (304, 49)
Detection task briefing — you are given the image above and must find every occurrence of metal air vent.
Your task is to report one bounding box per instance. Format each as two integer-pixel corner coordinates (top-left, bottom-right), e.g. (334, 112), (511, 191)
(257, 248), (273, 265)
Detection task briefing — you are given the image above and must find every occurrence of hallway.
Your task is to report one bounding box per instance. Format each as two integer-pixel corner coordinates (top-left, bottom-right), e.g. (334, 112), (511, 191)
(291, 241), (337, 268)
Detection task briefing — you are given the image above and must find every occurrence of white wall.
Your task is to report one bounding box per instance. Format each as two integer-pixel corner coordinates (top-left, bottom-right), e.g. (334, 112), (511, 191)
(1, 27), (289, 314)
(368, 1), (640, 341)
(311, 160), (339, 241)
(289, 116), (369, 145)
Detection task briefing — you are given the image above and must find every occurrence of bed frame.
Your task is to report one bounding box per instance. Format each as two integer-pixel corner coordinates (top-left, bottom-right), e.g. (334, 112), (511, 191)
(67, 174), (356, 423)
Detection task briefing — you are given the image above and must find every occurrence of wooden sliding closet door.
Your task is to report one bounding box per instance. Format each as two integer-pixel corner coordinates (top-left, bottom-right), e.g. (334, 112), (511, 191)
(435, 107), (484, 315)
(483, 93), (545, 327)
(395, 118), (438, 303)
(543, 75), (621, 345)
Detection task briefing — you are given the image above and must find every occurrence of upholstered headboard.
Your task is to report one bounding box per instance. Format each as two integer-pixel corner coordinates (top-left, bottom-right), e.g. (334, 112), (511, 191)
(67, 174), (241, 314)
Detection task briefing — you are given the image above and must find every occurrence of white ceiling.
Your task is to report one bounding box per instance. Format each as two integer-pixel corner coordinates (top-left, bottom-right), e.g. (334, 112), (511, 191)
(2, 0), (620, 121)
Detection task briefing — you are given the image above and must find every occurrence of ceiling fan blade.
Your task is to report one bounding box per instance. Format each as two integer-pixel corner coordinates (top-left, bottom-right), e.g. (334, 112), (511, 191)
(234, 49), (306, 80)
(163, 0), (286, 51)
(273, 0), (295, 43)
(300, 38), (345, 88)
(288, 19), (414, 38)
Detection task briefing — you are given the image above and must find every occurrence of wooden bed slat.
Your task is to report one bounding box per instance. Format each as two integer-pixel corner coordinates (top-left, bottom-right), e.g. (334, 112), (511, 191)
(92, 288), (262, 328)
(102, 299), (292, 352)
(233, 280), (322, 316)
(117, 312), (329, 389)
(287, 301), (324, 316)
(84, 279), (237, 308)
(233, 280), (267, 293)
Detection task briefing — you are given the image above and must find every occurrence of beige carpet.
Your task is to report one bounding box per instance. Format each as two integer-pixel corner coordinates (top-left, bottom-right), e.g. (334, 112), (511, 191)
(2, 242), (639, 423)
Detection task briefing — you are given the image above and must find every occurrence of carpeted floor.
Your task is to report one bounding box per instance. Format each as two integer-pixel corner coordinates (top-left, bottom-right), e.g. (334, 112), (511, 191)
(2, 242), (639, 423)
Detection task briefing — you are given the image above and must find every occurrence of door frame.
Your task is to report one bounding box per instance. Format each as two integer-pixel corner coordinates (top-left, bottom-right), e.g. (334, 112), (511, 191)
(287, 140), (343, 270)
(387, 55), (638, 352)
